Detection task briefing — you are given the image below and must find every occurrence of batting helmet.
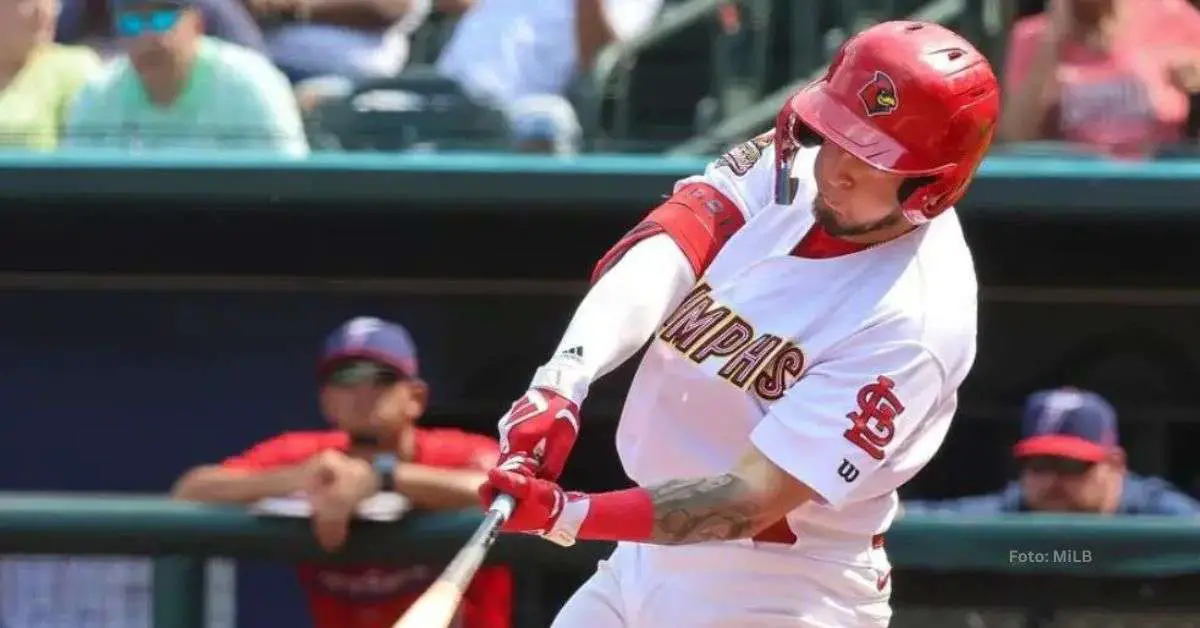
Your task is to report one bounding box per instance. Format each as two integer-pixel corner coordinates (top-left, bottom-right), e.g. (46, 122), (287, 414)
(774, 20), (1000, 224)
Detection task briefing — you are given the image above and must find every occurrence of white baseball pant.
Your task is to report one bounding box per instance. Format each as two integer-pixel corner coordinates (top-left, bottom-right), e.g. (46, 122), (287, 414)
(551, 539), (892, 628)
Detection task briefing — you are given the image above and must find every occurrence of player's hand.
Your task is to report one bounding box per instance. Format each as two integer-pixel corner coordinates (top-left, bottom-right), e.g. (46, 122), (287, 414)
(495, 388), (580, 481)
(304, 451), (379, 551)
(480, 468), (576, 536)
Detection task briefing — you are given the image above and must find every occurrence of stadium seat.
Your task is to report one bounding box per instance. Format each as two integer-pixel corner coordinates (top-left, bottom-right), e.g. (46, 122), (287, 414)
(307, 66), (511, 152)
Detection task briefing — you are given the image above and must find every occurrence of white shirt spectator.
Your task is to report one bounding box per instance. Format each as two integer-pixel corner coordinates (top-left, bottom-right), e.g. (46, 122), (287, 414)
(436, 0), (662, 105)
(266, 0), (432, 79)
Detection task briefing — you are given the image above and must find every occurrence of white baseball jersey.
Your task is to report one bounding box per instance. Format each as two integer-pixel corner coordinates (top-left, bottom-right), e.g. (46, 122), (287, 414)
(612, 137), (978, 546)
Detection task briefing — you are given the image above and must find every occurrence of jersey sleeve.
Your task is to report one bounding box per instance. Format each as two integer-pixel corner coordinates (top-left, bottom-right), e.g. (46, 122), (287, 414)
(420, 429), (501, 471)
(748, 339), (946, 508)
(455, 432), (501, 471)
(226, 58), (310, 156)
(591, 132), (777, 282)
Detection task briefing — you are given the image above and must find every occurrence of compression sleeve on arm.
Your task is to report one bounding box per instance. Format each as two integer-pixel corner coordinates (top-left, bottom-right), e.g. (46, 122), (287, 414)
(530, 233), (696, 405)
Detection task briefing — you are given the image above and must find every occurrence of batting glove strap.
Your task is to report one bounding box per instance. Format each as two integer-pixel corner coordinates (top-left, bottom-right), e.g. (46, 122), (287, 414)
(530, 365), (591, 407)
(541, 493), (590, 547)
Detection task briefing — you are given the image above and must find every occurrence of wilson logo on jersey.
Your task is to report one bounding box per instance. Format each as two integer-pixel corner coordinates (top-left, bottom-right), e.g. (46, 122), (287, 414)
(657, 282), (805, 401)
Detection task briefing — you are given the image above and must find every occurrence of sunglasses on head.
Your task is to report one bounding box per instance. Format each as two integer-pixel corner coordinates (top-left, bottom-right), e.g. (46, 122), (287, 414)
(114, 8), (183, 37)
(1021, 456), (1095, 476)
(323, 360), (405, 387)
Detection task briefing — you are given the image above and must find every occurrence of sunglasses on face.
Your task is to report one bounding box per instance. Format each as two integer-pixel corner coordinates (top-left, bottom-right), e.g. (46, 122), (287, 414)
(1021, 456), (1095, 476)
(323, 361), (405, 388)
(114, 8), (182, 37)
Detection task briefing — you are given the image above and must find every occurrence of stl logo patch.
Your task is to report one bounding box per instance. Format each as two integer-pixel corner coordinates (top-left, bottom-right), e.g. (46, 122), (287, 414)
(842, 375), (904, 461)
(859, 71), (899, 117)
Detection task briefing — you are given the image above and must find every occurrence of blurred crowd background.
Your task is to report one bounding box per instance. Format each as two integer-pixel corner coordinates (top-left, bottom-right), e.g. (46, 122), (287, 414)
(5, 0), (1200, 627)
(5, 0), (1200, 157)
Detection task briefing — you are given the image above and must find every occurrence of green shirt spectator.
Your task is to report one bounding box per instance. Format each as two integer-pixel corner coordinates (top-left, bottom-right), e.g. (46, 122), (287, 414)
(64, 11), (307, 156)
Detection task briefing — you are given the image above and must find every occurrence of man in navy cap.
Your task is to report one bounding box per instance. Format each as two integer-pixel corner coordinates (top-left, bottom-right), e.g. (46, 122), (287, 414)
(903, 387), (1200, 515)
(172, 316), (512, 628)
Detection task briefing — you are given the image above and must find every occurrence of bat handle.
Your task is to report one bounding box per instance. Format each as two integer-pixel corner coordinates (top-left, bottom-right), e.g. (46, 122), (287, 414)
(439, 493), (516, 588)
(488, 493), (516, 521)
(388, 494), (520, 628)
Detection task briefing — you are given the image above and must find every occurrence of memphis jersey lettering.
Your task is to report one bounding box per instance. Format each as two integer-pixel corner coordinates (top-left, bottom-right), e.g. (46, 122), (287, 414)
(657, 282), (805, 401)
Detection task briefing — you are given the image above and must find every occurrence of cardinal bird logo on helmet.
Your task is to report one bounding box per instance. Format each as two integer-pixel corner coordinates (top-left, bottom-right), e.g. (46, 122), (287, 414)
(859, 71), (898, 117)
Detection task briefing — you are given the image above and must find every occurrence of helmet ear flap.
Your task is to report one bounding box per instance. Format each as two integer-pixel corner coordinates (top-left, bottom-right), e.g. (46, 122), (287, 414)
(899, 175), (957, 223)
(795, 123), (823, 148)
(897, 176), (936, 205)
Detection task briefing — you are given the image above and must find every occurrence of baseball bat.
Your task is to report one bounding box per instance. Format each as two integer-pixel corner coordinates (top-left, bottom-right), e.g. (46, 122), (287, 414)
(391, 494), (516, 628)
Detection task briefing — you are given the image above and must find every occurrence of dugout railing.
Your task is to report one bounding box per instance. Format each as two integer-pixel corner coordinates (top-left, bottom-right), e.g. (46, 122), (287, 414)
(1, 493), (1199, 628)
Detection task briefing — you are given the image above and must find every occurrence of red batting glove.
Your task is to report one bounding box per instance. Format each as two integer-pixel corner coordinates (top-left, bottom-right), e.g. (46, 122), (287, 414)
(495, 388), (580, 481)
(481, 468), (656, 547)
(480, 468), (569, 535)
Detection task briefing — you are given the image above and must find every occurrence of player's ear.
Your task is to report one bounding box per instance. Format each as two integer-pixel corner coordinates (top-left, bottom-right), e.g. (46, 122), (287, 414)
(404, 378), (430, 418)
(1104, 447), (1127, 471)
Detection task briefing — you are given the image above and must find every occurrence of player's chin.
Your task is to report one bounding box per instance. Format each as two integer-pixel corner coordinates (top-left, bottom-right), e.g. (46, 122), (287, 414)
(812, 206), (843, 230)
(339, 419), (391, 440)
(815, 212), (867, 237)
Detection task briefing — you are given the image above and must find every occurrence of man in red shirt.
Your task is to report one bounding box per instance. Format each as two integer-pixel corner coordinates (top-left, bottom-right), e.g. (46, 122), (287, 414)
(172, 316), (511, 628)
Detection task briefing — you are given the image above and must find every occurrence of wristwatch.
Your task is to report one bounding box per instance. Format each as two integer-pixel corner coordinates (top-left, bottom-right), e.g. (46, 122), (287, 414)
(372, 453), (399, 493)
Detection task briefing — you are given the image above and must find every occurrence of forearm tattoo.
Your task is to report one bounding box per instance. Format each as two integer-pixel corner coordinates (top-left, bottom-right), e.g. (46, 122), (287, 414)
(647, 474), (770, 545)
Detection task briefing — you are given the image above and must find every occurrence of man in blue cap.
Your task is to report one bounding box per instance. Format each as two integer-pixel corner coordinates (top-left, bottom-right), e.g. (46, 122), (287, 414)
(172, 316), (512, 628)
(903, 387), (1200, 515)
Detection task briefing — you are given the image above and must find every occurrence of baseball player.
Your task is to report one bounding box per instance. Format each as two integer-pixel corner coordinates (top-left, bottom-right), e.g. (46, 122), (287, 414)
(478, 21), (1000, 627)
(172, 316), (512, 628)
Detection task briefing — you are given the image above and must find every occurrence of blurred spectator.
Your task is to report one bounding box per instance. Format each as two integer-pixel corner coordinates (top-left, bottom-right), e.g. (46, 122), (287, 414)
(508, 94), (581, 155)
(56, 0), (267, 57)
(999, 0), (1200, 158)
(254, 0), (470, 83)
(172, 316), (512, 628)
(62, 0), (307, 154)
(903, 388), (1200, 516)
(434, 0), (663, 134)
(0, 0), (101, 150)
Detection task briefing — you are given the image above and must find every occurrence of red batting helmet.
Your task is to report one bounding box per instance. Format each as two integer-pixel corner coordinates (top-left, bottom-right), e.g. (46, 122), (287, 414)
(774, 20), (1000, 224)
